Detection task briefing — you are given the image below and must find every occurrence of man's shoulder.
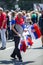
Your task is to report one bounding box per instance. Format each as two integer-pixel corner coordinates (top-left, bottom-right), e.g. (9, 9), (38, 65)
(2, 12), (6, 16)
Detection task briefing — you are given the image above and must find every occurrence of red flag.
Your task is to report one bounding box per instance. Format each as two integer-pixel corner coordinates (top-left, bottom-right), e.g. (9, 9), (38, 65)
(33, 23), (41, 38)
(20, 40), (27, 52)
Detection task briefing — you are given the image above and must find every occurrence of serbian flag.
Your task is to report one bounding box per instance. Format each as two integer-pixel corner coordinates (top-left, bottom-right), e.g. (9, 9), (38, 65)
(26, 36), (33, 46)
(20, 40), (27, 52)
(31, 23), (41, 39)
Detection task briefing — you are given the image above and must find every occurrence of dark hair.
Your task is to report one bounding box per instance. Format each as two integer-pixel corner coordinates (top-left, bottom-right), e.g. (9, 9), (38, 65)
(5, 10), (9, 14)
(11, 11), (16, 17)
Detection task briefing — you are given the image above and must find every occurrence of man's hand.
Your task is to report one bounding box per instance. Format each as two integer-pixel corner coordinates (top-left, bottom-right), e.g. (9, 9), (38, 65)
(1, 20), (6, 30)
(17, 33), (21, 37)
(1, 26), (3, 30)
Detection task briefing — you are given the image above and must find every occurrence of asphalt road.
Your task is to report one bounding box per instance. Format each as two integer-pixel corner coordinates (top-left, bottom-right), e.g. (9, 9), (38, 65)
(0, 40), (43, 65)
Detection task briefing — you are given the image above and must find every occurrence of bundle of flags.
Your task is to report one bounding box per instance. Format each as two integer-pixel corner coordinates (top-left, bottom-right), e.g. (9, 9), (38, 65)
(19, 23), (41, 52)
(20, 40), (27, 52)
(31, 23), (41, 39)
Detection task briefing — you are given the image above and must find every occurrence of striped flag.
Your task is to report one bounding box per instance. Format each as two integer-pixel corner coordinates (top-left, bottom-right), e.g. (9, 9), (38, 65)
(31, 23), (41, 39)
(26, 36), (33, 46)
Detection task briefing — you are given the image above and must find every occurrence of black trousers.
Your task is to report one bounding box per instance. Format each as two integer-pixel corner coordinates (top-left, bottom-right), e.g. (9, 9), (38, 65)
(11, 36), (22, 60)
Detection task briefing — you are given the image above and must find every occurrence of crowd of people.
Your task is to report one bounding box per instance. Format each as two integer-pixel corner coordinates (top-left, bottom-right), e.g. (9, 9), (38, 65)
(0, 7), (43, 62)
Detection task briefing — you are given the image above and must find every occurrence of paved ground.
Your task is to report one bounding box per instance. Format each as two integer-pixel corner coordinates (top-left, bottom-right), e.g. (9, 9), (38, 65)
(0, 40), (43, 65)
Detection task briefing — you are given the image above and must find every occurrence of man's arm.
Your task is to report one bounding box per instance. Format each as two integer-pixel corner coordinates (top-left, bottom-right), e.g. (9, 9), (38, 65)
(1, 20), (6, 29)
(12, 24), (21, 37)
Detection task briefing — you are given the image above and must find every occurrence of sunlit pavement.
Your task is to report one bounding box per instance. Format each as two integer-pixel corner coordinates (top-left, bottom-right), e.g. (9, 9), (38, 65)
(0, 40), (43, 65)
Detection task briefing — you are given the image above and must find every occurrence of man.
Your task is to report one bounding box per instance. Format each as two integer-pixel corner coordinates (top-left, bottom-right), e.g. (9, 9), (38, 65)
(0, 7), (7, 50)
(39, 9), (43, 47)
(11, 12), (24, 62)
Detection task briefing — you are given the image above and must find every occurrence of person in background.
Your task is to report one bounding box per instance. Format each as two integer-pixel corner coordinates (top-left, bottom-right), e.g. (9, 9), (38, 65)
(10, 11), (16, 40)
(0, 7), (7, 50)
(22, 10), (26, 22)
(30, 11), (38, 24)
(5, 10), (10, 40)
(39, 9), (43, 47)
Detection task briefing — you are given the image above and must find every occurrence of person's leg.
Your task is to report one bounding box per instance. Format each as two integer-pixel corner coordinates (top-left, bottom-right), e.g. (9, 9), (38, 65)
(8, 28), (10, 40)
(41, 29), (43, 47)
(11, 36), (17, 58)
(11, 36), (22, 61)
(14, 36), (22, 60)
(11, 48), (16, 58)
(41, 35), (43, 47)
(1, 29), (6, 48)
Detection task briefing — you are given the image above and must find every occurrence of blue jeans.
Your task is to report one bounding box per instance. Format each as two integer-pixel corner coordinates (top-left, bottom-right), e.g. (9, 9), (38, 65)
(0, 29), (6, 48)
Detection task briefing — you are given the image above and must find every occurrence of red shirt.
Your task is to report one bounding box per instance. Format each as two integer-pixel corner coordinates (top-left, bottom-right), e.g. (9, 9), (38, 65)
(0, 13), (6, 29)
(15, 16), (24, 25)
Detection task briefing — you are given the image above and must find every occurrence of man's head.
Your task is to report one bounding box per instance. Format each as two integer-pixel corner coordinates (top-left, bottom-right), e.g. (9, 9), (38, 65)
(26, 17), (32, 24)
(0, 7), (3, 14)
(17, 12), (23, 18)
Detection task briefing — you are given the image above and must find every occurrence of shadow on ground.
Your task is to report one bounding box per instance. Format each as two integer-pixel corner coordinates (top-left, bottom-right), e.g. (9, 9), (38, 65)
(0, 59), (35, 65)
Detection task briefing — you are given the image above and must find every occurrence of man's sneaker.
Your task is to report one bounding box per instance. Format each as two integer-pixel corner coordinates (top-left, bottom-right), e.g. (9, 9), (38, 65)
(11, 55), (17, 59)
(0, 47), (6, 50)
